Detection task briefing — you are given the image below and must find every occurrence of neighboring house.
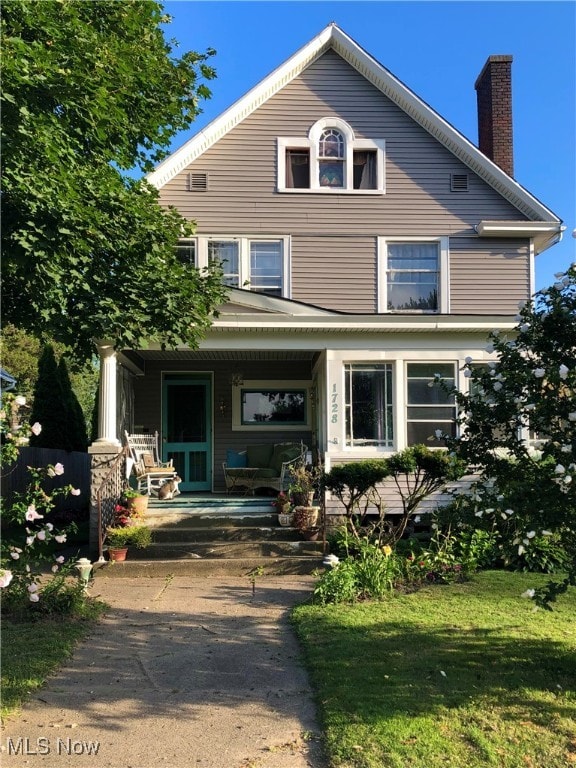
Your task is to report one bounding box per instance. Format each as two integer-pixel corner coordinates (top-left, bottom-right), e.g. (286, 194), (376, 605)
(90, 24), (563, 510)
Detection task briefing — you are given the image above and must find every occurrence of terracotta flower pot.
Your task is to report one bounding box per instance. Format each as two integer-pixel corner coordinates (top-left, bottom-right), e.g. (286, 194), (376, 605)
(108, 547), (128, 562)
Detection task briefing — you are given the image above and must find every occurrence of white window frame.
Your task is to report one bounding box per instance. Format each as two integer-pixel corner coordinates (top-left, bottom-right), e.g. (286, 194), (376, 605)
(344, 362), (394, 448)
(405, 361), (457, 447)
(177, 235), (291, 297)
(232, 380), (312, 431)
(277, 117), (385, 194)
(377, 237), (450, 314)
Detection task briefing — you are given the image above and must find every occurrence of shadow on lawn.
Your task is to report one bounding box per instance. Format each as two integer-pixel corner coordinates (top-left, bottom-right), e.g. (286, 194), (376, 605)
(301, 616), (575, 725)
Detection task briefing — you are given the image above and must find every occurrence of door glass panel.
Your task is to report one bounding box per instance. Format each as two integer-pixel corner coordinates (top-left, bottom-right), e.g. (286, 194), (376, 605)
(188, 452), (207, 483)
(166, 384), (206, 442)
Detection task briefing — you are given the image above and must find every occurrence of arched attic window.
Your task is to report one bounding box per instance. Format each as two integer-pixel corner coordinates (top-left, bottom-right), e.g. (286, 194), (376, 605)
(278, 118), (385, 193)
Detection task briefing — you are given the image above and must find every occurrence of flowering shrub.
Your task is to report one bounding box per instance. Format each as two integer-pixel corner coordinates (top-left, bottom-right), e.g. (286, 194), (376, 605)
(0, 394), (86, 617)
(435, 264), (576, 607)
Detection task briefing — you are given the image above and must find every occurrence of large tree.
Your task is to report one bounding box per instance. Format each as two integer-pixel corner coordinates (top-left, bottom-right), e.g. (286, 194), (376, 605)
(441, 265), (576, 606)
(1, 0), (227, 361)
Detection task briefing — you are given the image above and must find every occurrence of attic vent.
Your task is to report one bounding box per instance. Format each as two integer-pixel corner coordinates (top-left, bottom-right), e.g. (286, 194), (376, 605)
(188, 172), (208, 191)
(451, 173), (469, 192)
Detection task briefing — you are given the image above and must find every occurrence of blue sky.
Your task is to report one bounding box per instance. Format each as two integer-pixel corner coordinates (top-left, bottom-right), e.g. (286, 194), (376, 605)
(160, 0), (575, 291)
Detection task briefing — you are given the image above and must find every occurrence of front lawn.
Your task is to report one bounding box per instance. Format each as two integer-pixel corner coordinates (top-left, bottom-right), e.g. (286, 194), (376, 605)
(292, 571), (576, 768)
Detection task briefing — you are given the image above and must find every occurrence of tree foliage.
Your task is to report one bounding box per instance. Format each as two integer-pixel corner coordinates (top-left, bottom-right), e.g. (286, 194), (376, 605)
(441, 264), (576, 606)
(1, 0), (227, 361)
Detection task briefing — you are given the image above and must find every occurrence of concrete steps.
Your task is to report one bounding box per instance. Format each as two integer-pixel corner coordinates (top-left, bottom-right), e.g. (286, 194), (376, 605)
(95, 495), (327, 578)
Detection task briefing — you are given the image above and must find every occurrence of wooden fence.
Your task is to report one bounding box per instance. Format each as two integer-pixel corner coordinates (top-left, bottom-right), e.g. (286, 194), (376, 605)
(2, 447), (91, 511)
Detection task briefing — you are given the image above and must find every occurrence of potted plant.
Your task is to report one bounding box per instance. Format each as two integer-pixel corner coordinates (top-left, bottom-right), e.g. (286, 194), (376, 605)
(106, 525), (152, 561)
(292, 504), (320, 532)
(271, 492), (293, 525)
(288, 462), (322, 507)
(122, 486), (149, 516)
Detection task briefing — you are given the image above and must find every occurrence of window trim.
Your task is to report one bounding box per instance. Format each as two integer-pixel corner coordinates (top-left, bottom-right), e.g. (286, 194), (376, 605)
(232, 380), (312, 431)
(177, 235), (290, 297)
(377, 237), (450, 314)
(277, 118), (385, 194)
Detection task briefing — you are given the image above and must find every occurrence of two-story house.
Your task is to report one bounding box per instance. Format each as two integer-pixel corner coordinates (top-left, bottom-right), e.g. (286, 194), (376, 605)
(90, 23), (562, 505)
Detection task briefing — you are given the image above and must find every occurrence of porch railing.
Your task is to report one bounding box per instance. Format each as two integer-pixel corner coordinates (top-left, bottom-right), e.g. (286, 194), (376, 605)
(96, 446), (129, 560)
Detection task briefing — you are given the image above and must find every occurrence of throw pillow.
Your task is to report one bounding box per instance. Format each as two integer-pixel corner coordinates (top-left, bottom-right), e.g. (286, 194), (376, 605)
(226, 450), (247, 468)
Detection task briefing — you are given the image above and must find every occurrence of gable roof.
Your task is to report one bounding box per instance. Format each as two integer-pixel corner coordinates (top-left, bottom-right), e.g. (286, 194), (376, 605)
(147, 23), (560, 226)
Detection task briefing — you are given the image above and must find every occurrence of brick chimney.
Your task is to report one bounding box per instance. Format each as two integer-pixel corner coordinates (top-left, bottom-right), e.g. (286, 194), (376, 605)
(474, 55), (514, 177)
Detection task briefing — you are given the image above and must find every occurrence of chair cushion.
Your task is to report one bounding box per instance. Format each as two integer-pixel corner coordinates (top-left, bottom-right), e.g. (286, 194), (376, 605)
(270, 443), (302, 473)
(246, 443), (274, 468)
(142, 453), (155, 469)
(226, 467), (277, 480)
(226, 449), (247, 468)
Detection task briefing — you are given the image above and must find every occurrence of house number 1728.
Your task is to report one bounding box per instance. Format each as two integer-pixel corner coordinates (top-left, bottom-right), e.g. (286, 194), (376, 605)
(331, 384), (338, 423)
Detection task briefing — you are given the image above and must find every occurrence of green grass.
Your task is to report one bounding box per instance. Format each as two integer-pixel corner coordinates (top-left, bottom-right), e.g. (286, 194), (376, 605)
(292, 571), (576, 768)
(1, 599), (106, 720)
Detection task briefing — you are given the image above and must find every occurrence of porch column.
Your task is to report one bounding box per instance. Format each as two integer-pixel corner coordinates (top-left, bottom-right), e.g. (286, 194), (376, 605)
(96, 342), (120, 445)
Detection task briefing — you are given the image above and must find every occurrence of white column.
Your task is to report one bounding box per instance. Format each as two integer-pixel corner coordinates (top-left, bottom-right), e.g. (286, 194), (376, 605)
(96, 343), (120, 445)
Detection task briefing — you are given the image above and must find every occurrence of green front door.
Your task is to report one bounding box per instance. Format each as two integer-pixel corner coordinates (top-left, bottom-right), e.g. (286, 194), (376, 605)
(162, 376), (212, 492)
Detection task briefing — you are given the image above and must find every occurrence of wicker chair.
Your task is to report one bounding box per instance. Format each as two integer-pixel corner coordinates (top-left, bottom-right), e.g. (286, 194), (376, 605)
(124, 431), (178, 495)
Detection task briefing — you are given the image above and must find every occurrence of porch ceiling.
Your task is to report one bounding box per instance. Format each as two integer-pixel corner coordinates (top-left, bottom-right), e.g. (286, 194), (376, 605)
(120, 349), (317, 366)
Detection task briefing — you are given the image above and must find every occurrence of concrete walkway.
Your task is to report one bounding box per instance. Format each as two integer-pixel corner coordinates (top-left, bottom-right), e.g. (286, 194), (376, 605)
(1, 576), (327, 768)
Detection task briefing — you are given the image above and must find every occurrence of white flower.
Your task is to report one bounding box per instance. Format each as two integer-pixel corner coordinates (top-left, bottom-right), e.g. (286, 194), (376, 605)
(36, 530), (46, 541)
(440, 670), (447, 678)
(485, 343), (494, 353)
(559, 364), (569, 380)
(10, 552), (20, 560)
(46, 523), (53, 531)
(568, 412), (576, 422)
(26, 536), (34, 546)
(414, 516), (421, 523)
(54, 534), (67, 544)
(51, 565), (59, 573)
(475, 510), (484, 517)
(27, 583), (38, 593)
(0, 570), (14, 588)
(434, 429), (443, 439)
(518, 544), (526, 555)
(29, 592), (40, 603)
(465, 356), (473, 364)
(47, 462), (65, 477)
(464, 369), (472, 378)
(563, 475), (572, 485)
(71, 488), (81, 496)
(519, 323), (530, 333)
(555, 464), (565, 474)
(55, 555), (65, 563)
(521, 589), (535, 599)
(493, 382), (503, 391)
(518, 300), (527, 309)
(505, 509), (514, 516)
(526, 531), (536, 539)
(30, 422), (42, 436)
(25, 505), (44, 521)
(561, 445), (572, 453)
(541, 530), (552, 537)
(554, 271), (565, 279)
(534, 368), (546, 378)
(554, 282), (564, 290)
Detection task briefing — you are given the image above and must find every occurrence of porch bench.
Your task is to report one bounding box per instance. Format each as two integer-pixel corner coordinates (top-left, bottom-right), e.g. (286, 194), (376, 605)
(222, 441), (306, 495)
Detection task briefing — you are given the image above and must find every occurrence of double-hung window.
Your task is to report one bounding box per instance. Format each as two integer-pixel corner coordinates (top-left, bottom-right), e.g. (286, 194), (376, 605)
(379, 238), (449, 313)
(176, 236), (288, 296)
(345, 363), (394, 447)
(406, 363), (456, 445)
(278, 118), (385, 194)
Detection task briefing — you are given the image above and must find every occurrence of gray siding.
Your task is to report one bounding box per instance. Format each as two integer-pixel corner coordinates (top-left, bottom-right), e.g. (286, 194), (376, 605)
(450, 237), (530, 313)
(292, 236), (376, 311)
(160, 50), (530, 314)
